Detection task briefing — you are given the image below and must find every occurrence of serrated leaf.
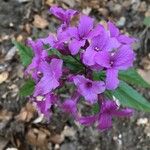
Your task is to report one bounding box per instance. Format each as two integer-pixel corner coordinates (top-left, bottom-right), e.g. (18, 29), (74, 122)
(13, 41), (33, 67)
(111, 81), (150, 112)
(119, 68), (150, 88)
(143, 17), (150, 27)
(20, 79), (35, 97)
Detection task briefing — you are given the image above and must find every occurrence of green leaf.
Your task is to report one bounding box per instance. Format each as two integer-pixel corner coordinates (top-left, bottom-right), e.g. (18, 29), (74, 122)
(20, 79), (35, 97)
(93, 71), (105, 80)
(143, 17), (150, 27)
(111, 81), (150, 112)
(13, 41), (33, 67)
(63, 56), (83, 73)
(92, 103), (100, 114)
(48, 48), (62, 58)
(119, 68), (150, 88)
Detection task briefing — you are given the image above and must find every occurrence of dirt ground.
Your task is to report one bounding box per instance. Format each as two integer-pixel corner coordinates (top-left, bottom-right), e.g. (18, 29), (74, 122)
(0, 0), (150, 150)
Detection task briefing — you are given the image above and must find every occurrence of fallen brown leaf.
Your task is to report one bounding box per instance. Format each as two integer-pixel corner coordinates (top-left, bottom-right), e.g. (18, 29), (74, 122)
(50, 134), (64, 144)
(16, 102), (36, 122)
(138, 69), (150, 84)
(0, 71), (9, 84)
(33, 15), (49, 29)
(26, 127), (50, 148)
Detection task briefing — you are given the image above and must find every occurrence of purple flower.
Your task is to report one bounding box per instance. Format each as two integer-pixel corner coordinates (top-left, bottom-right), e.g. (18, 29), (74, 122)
(34, 58), (63, 96)
(62, 98), (78, 119)
(95, 45), (135, 90)
(83, 25), (120, 66)
(67, 15), (94, 55)
(97, 100), (133, 130)
(25, 39), (48, 81)
(73, 75), (105, 103)
(79, 115), (97, 126)
(107, 21), (136, 45)
(50, 6), (77, 26)
(36, 93), (56, 118)
(41, 28), (70, 55)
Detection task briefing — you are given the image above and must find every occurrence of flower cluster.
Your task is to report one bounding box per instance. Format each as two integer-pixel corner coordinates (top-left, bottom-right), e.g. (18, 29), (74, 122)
(26, 6), (135, 130)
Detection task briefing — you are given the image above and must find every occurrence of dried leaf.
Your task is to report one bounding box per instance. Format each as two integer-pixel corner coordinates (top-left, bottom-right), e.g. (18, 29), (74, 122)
(0, 71), (9, 84)
(26, 127), (50, 147)
(50, 134), (64, 144)
(138, 69), (150, 84)
(33, 15), (49, 29)
(16, 102), (36, 122)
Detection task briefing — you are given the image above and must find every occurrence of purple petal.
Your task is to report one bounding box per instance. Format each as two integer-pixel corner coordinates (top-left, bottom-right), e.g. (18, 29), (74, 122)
(69, 39), (85, 55)
(91, 81), (105, 94)
(67, 27), (78, 39)
(101, 100), (118, 113)
(36, 93), (55, 118)
(95, 51), (111, 68)
(83, 46), (97, 66)
(113, 45), (135, 70)
(50, 58), (63, 80)
(112, 108), (134, 117)
(106, 69), (119, 90)
(62, 99), (78, 118)
(88, 24), (104, 39)
(98, 113), (112, 130)
(117, 34), (136, 44)
(78, 15), (94, 38)
(107, 21), (119, 37)
(79, 115), (97, 126)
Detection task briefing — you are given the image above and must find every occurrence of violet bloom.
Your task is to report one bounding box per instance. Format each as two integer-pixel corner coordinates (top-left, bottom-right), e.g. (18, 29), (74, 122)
(98, 100), (133, 130)
(36, 93), (56, 118)
(62, 98), (78, 119)
(34, 58), (63, 96)
(67, 15), (94, 55)
(107, 21), (136, 45)
(79, 100), (133, 130)
(95, 45), (135, 90)
(41, 28), (70, 55)
(26, 39), (48, 81)
(50, 6), (77, 26)
(73, 75), (105, 103)
(83, 25), (120, 66)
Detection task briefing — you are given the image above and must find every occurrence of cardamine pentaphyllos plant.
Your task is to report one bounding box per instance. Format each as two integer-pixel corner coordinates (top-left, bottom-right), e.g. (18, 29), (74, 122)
(14, 6), (150, 131)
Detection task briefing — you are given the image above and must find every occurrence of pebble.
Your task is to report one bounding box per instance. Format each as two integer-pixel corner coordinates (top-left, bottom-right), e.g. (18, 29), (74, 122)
(137, 118), (148, 125)
(117, 17), (126, 27)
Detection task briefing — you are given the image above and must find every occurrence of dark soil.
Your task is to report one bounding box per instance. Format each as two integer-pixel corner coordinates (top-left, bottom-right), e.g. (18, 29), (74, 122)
(0, 0), (150, 150)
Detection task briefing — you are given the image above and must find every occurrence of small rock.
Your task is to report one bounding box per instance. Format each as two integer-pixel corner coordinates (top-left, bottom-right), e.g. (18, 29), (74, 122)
(117, 17), (126, 27)
(137, 118), (148, 125)
(0, 137), (9, 150)
(5, 46), (16, 61)
(0, 71), (9, 84)
(17, 0), (31, 3)
(138, 69), (150, 84)
(61, 0), (75, 8)
(45, 0), (54, 6)
(62, 126), (76, 138)
(112, 4), (122, 14)
(61, 143), (76, 150)
(98, 8), (109, 17)
(82, 7), (92, 15)
(50, 134), (64, 144)
(144, 124), (150, 137)
(33, 15), (49, 29)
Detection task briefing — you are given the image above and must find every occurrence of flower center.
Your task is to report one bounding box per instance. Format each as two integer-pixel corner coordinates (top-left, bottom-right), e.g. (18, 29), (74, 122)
(94, 46), (100, 51)
(110, 61), (114, 67)
(86, 82), (93, 88)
